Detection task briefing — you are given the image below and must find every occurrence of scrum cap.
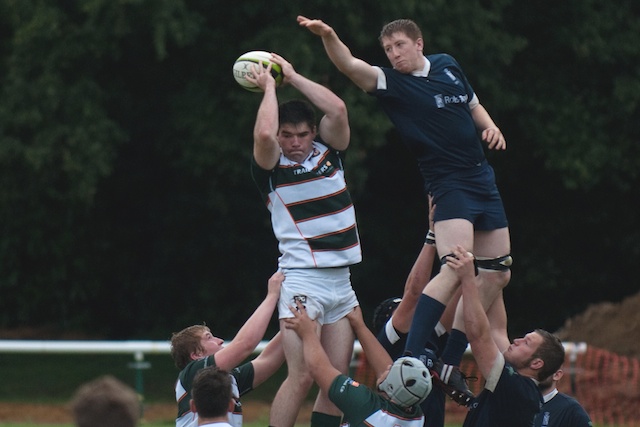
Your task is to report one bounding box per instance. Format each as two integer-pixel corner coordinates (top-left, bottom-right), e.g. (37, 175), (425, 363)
(379, 356), (432, 407)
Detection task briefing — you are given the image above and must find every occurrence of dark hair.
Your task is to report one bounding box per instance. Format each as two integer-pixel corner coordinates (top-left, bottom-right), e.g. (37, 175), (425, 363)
(192, 367), (232, 418)
(278, 99), (316, 130)
(379, 19), (423, 44)
(372, 297), (402, 333)
(532, 329), (565, 381)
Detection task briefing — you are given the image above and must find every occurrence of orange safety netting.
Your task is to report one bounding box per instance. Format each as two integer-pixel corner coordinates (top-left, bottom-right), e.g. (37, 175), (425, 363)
(353, 345), (640, 426)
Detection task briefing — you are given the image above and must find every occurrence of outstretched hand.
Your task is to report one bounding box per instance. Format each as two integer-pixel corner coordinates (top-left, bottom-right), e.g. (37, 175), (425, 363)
(269, 52), (297, 85)
(297, 15), (334, 37)
(345, 305), (365, 329)
(283, 300), (316, 338)
(445, 245), (476, 281)
(267, 270), (284, 296)
(244, 60), (276, 91)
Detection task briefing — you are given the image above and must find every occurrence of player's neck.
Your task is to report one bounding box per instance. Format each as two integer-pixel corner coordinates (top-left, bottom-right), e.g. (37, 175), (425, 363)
(198, 415), (229, 425)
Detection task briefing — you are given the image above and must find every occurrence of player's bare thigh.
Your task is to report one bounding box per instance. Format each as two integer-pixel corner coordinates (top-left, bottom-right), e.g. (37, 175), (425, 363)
(319, 317), (355, 373)
(473, 227), (511, 258)
(434, 218), (474, 255)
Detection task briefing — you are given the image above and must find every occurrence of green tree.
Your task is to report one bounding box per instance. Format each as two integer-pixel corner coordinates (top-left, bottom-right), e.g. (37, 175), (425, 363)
(0, 0), (638, 339)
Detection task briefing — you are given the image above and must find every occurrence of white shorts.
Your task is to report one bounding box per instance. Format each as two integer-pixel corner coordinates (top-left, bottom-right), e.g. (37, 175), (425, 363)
(278, 267), (359, 325)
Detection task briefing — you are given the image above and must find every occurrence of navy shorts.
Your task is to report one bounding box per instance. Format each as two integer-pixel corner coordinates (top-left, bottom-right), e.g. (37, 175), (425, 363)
(432, 187), (508, 231)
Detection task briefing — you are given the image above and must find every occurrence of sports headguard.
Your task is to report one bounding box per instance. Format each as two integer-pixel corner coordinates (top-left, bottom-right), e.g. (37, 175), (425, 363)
(372, 297), (402, 333)
(379, 356), (432, 407)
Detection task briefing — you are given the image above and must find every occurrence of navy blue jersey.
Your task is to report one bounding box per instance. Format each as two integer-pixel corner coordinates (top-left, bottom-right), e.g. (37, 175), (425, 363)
(463, 361), (542, 427)
(534, 392), (592, 427)
(372, 54), (486, 190)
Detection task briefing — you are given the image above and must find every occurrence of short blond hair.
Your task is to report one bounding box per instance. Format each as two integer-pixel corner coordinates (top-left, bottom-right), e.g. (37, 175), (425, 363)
(379, 19), (423, 44)
(170, 324), (210, 370)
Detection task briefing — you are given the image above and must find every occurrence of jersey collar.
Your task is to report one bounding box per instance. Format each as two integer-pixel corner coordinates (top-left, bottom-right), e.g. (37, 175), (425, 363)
(542, 388), (559, 403)
(411, 56), (431, 77)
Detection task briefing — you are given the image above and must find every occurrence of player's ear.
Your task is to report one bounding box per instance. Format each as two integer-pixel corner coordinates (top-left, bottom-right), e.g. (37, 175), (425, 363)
(529, 357), (544, 370)
(552, 369), (564, 381)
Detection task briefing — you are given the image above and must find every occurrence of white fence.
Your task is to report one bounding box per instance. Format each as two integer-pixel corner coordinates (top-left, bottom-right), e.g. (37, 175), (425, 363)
(0, 339), (585, 397)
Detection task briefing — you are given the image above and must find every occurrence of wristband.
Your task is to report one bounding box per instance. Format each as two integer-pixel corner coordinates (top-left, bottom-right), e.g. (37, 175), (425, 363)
(425, 230), (436, 246)
(385, 318), (401, 344)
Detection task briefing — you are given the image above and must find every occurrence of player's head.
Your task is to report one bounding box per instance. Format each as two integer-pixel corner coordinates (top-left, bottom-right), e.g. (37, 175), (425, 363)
(171, 324), (224, 370)
(278, 99), (317, 132)
(378, 19), (425, 74)
(379, 19), (423, 43)
(190, 367), (232, 419)
(531, 329), (565, 381)
(372, 297), (402, 333)
(277, 99), (318, 163)
(506, 329), (565, 381)
(378, 356), (432, 407)
(71, 375), (140, 427)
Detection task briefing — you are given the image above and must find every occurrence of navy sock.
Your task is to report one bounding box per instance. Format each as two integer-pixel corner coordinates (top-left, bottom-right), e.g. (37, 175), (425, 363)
(441, 328), (468, 366)
(404, 294), (446, 357)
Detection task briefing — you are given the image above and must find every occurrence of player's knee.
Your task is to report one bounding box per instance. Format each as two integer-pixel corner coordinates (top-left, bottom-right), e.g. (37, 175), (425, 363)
(477, 254), (512, 287)
(440, 253), (479, 276)
(289, 370), (314, 390)
(476, 254), (512, 272)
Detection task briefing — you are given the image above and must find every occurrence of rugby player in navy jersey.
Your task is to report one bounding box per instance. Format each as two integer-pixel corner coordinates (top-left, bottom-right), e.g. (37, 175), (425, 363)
(534, 368), (592, 427)
(297, 16), (512, 404)
(447, 246), (565, 427)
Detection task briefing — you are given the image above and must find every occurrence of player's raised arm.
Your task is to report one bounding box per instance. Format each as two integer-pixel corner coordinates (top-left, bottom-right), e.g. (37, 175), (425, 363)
(247, 62), (282, 170)
(297, 16), (378, 93)
(214, 271), (283, 370)
(269, 53), (350, 151)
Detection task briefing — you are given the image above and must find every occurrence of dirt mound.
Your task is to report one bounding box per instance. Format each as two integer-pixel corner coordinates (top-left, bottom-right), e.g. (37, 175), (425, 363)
(555, 290), (640, 358)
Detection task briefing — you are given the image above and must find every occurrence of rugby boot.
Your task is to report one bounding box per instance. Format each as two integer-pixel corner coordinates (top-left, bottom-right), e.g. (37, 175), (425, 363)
(432, 359), (477, 407)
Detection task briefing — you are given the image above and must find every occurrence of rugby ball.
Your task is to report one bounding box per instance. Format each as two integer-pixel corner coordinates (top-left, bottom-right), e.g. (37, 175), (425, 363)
(233, 51), (283, 92)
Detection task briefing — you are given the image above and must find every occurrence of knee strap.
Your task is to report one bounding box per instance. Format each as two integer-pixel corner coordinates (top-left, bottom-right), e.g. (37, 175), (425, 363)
(440, 253), (479, 276)
(476, 254), (513, 272)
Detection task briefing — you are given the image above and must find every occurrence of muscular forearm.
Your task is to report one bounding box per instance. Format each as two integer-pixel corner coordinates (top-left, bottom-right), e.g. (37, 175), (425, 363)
(353, 323), (392, 377)
(251, 332), (285, 387)
(320, 31), (377, 93)
(461, 276), (490, 343)
(287, 73), (347, 120)
(394, 244), (437, 332)
(231, 294), (279, 354)
(301, 331), (340, 390)
(320, 30), (356, 73)
(253, 85), (281, 168)
(470, 104), (496, 131)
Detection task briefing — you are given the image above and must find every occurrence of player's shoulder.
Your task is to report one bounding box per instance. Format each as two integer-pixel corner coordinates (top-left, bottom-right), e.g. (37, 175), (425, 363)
(427, 53), (463, 70)
(556, 392), (585, 407)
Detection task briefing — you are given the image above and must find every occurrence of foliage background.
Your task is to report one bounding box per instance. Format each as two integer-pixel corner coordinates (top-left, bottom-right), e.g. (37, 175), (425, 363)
(0, 0), (638, 340)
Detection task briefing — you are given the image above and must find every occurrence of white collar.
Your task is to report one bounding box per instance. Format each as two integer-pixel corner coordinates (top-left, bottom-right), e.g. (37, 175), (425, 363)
(542, 388), (559, 403)
(198, 423), (234, 427)
(411, 56), (431, 77)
